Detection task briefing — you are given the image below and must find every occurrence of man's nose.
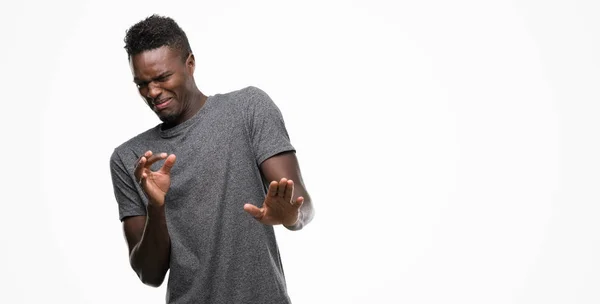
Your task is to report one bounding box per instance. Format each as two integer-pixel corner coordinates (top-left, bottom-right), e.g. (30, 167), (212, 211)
(147, 83), (162, 99)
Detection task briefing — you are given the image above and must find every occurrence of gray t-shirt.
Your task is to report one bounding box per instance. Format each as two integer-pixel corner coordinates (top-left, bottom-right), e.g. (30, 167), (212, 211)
(109, 86), (296, 304)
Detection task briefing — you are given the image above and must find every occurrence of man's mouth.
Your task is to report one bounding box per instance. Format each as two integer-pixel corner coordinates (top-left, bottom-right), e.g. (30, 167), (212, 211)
(154, 97), (172, 110)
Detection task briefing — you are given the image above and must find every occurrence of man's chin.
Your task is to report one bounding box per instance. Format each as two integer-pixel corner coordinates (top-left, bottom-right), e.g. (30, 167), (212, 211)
(157, 111), (179, 124)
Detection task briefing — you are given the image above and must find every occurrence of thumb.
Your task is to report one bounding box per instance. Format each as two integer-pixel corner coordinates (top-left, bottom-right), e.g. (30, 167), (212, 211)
(244, 203), (263, 219)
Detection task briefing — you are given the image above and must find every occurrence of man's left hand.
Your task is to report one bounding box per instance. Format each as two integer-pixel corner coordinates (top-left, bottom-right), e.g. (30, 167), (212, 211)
(244, 178), (304, 227)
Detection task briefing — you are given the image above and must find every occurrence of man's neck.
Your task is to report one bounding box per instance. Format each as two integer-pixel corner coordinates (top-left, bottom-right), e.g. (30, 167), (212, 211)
(162, 91), (207, 130)
(185, 91), (208, 120)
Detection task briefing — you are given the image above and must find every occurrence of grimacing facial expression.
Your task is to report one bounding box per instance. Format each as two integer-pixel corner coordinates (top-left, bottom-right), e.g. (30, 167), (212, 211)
(130, 46), (195, 124)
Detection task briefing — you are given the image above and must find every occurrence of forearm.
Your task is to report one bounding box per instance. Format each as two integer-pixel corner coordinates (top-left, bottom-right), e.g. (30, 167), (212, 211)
(130, 203), (171, 287)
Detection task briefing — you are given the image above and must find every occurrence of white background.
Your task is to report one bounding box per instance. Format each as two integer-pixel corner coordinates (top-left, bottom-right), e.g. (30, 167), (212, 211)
(2, 0), (599, 303)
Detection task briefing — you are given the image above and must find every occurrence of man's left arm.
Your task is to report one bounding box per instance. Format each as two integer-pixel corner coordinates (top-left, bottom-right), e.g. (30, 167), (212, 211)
(244, 151), (314, 231)
(240, 86), (314, 230)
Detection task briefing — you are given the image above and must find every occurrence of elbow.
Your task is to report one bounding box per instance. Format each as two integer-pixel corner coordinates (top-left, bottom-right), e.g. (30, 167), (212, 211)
(131, 261), (167, 288)
(142, 279), (164, 288)
(139, 272), (166, 288)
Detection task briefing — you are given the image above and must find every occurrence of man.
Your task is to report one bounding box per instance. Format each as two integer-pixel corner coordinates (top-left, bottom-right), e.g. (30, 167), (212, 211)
(109, 14), (314, 304)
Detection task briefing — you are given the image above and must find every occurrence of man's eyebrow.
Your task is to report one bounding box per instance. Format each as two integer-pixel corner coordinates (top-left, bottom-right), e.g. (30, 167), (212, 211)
(133, 71), (171, 84)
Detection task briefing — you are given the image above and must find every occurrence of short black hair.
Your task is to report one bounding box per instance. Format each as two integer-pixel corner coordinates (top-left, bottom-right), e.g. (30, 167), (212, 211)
(124, 14), (192, 61)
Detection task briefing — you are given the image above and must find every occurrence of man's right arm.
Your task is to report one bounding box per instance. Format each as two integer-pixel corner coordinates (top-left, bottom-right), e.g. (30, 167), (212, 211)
(113, 150), (177, 288)
(123, 202), (171, 287)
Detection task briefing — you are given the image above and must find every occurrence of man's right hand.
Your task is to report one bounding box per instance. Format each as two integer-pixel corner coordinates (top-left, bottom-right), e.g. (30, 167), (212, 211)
(134, 150), (177, 206)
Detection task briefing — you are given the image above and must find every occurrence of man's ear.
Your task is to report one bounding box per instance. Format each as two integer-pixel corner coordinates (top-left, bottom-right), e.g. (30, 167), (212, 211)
(186, 53), (195, 74)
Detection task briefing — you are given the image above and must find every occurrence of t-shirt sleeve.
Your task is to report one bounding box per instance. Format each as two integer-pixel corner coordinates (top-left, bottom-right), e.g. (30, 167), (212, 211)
(244, 86), (296, 165)
(109, 149), (147, 221)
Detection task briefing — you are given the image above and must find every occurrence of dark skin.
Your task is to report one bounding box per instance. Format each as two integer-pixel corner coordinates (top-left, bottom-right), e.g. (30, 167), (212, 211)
(123, 46), (314, 287)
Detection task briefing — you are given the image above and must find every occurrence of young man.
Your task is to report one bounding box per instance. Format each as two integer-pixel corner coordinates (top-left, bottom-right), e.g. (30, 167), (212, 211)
(109, 14), (314, 304)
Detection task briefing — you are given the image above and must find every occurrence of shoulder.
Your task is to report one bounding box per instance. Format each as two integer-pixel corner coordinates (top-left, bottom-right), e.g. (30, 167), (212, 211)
(110, 126), (158, 167)
(240, 86), (270, 99)
(217, 86), (272, 106)
(210, 86), (277, 122)
(228, 85), (268, 98)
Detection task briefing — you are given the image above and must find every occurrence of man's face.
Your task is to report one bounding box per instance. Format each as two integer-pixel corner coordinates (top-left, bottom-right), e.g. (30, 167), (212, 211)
(130, 46), (194, 124)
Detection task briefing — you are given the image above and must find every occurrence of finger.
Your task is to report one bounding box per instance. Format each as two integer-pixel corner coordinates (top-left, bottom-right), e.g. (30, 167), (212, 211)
(293, 196), (304, 208)
(283, 179), (294, 203)
(145, 152), (168, 168)
(134, 155), (148, 181)
(139, 172), (149, 186)
(243, 203), (263, 219)
(135, 151), (153, 166)
(267, 181), (278, 197)
(277, 178), (288, 197)
(137, 151), (152, 162)
(158, 154), (177, 174)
